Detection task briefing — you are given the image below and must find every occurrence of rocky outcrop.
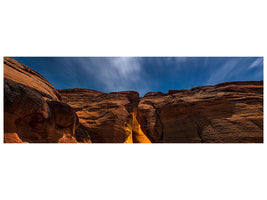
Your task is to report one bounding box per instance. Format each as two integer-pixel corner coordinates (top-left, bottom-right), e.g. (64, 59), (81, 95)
(4, 57), (79, 143)
(58, 89), (151, 143)
(59, 81), (263, 143)
(138, 81), (263, 143)
(4, 57), (263, 143)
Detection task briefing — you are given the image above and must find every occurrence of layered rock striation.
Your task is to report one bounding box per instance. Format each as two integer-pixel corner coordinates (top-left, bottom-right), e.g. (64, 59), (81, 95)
(4, 57), (79, 143)
(58, 89), (151, 143)
(4, 57), (263, 143)
(138, 81), (263, 143)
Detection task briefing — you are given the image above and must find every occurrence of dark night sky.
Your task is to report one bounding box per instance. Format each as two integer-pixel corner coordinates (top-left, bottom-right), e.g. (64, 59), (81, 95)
(13, 57), (263, 96)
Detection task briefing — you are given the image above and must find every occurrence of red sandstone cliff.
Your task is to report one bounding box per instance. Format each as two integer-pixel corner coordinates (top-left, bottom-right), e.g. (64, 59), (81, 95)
(58, 89), (151, 143)
(3, 57), (263, 143)
(138, 81), (263, 143)
(4, 57), (79, 143)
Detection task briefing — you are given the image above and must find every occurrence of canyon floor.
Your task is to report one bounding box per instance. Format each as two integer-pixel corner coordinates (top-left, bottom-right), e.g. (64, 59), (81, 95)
(4, 57), (263, 143)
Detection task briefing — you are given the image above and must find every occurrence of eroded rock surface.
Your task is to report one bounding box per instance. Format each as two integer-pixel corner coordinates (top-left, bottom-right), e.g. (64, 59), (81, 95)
(4, 57), (79, 143)
(58, 89), (151, 143)
(4, 57), (263, 143)
(59, 82), (263, 143)
(138, 81), (263, 143)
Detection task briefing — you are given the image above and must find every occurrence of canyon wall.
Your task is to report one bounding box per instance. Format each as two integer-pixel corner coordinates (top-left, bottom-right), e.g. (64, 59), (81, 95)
(4, 57), (79, 143)
(138, 82), (263, 143)
(58, 89), (151, 143)
(3, 57), (263, 143)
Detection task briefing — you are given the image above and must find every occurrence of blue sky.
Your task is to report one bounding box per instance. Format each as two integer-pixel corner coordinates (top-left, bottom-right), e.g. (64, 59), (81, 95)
(13, 57), (263, 96)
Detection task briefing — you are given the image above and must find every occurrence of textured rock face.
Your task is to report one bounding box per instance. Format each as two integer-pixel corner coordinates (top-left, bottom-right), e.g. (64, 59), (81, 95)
(4, 57), (79, 143)
(138, 81), (263, 143)
(58, 89), (151, 143)
(4, 57), (263, 143)
(59, 81), (263, 143)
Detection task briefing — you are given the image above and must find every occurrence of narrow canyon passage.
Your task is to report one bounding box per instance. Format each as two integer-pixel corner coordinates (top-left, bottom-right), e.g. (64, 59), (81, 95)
(4, 57), (263, 143)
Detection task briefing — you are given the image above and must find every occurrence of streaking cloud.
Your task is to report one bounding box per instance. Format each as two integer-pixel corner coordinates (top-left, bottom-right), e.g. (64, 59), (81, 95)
(248, 57), (263, 69)
(13, 57), (263, 96)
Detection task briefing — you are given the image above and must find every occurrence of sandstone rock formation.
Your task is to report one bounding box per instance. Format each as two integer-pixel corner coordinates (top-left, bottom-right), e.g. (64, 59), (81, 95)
(59, 81), (263, 143)
(58, 89), (151, 143)
(4, 57), (263, 143)
(4, 57), (79, 143)
(138, 81), (263, 143)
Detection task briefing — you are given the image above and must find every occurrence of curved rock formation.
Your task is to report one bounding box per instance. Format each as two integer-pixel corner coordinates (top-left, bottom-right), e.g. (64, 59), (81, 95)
(4, 57), (263, 143)
(138, 81), (263, 143)
(4, 57), (79, 143)
(58, 89), (151, 143)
